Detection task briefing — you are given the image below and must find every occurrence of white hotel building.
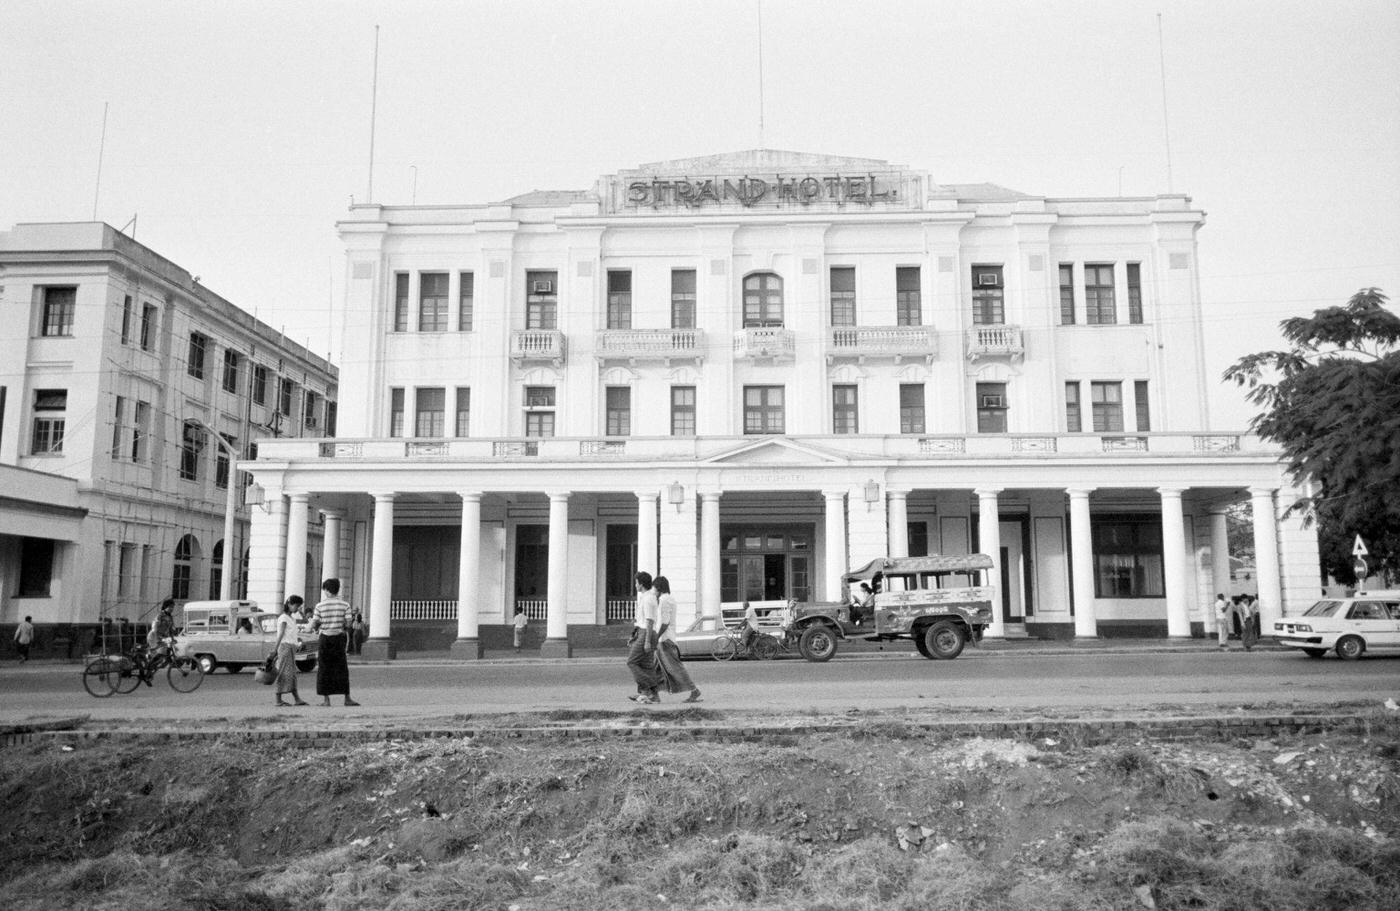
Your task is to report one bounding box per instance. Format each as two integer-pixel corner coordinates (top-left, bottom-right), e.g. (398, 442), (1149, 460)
(244, 150), (1318, 658)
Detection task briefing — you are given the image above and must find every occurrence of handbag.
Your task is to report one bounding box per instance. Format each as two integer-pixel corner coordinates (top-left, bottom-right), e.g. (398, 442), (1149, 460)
(253, 653), (277, 685)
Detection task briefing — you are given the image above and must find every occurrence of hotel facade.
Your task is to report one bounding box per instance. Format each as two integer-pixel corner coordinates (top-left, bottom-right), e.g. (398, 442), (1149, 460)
(243, 151), (1318, 658)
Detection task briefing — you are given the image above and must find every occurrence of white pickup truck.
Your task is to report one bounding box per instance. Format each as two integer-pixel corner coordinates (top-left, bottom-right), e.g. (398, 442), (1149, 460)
(175, 599), (318, 675)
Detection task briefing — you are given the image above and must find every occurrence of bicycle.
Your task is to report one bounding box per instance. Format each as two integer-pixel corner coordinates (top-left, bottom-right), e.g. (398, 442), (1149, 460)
(82, 640), (204, 696)
(711, 625), (779, 661)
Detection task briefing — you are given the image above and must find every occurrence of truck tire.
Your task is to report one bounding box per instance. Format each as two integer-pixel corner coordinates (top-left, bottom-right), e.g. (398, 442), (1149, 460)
(923, 621), (965, 660)
(799, 625), (838, 663)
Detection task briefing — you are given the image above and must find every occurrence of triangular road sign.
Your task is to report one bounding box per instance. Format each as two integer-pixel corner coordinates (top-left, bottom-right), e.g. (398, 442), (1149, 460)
(1353, 535), (1369, 557)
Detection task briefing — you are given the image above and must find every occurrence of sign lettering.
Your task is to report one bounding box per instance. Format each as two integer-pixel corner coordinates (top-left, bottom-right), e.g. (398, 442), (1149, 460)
(625, 173), (899, 209)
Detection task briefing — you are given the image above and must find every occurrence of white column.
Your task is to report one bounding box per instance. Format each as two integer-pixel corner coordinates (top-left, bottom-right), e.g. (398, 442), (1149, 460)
(246, 485), (286, 610)
(1250, 486), (1283, 628)
(365, 492), (396, 660)
(976, 487), (1004, 639)
(452, 492), (482, 658)
(887, 489), (910, 558)
(1160, 487), (1190, 638)
(283, 492), (309, 607)
(320, 509), (343, 586)
(823, 489), (848, 601)
(219, 472), (238, 601)
(658, 483), (699, 627)
(1069, 488), (1098, 639)
(699, 491), (722, 620)
(636, 491), (659, 577)
(543, 492), (571, 656)
(1208, 508), (1230, 635)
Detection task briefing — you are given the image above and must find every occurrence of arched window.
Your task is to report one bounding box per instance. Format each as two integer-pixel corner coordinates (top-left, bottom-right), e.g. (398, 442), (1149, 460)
(172, 534), (200, 601)
(742, 273), (784, 327)
(208, 540), (224, 599)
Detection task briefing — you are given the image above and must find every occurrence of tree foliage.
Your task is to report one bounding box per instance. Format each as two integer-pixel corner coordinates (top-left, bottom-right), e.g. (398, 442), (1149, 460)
(1224, 288), (1400, 583)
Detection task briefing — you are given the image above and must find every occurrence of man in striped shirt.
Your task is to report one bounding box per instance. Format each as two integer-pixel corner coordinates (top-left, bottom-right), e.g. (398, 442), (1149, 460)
(312, 578), (360, 707)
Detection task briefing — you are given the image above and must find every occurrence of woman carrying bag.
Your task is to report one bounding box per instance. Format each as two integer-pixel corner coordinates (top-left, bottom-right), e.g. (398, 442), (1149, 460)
(653, 576), (702, 703)
(271, 596), (309, 707)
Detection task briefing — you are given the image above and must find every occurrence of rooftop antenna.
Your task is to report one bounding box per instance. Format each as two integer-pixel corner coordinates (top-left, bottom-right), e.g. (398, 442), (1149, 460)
(92, 102), (109, 220)
(757, 1), (766, 149)
(367, 25), (380, 203)
(1157, 13), (1174, 193)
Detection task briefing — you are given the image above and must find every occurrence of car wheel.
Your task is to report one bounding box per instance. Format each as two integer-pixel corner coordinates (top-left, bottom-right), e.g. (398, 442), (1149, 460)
(196, 654), (217, 675)
(924, 621), (965, 660)
(755, 635), (779, 660)
(1302, 648), (1327, 658)
(296, 658), (317, 673)
(798, 625), (838, 663)
(914, 634), (933, 659)
(1335, 635), (1364, 661)
(711, 636), (737, 661)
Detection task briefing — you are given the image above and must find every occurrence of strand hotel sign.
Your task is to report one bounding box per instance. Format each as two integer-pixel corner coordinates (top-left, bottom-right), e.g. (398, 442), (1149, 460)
(607, 170), (922, 213)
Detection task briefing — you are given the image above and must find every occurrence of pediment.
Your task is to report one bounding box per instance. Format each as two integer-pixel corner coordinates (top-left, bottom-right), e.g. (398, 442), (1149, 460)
(703, 438), (849, 466)
(627, 149), (900, 175)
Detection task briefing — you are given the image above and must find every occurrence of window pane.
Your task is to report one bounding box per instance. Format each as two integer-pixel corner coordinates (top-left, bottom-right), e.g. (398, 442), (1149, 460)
(1085, 264), (1116, 324)
(832, 384), (858, 434)
(1065, 381), (1081, 432)
(743, 273), (783, 327)
(671, 386), (696, 437)
(455, 387), (470, 436)
(1059, 264), (1075, 325)
(459, 272), (475, 331)
(419, 272), (448, 332)
(415, 387), (445, 437)
(971, 265), (1004, 325)
(41, 287), (76, 337)
(899, 384), (925, 434)
(830, 267), (855, 327)
(1127, 263), (1142, 324)
(671, 269), (696, 329)
(1134, 380), (1150, 432)
(606, 386), (631, 436)
(394, 273), (410, 332)
(607, 271), (632, 330)
(976, 382), (1007, 433)
(897, 266), (921, 325)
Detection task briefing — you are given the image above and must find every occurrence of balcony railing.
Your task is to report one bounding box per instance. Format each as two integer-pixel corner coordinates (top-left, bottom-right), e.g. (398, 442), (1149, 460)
(965, 324), (1024, 362)
(511, 329), (566, 365)
(733, 327), (796, 360)
(596, 328), (705, 363)
(827, 325), (937, 363)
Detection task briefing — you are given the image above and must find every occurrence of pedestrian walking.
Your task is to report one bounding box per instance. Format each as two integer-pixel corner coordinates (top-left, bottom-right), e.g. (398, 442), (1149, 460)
(512, 605), (528, 651)
(1239, 595), (1259, 651)
(653, 576), (702, 703)
(626, 571), (662, 704)
(272, 596), (309, 707)
(312, 578), (360, 707)
(13, 615), (34, 662)
(1213, 593), (1231, 649)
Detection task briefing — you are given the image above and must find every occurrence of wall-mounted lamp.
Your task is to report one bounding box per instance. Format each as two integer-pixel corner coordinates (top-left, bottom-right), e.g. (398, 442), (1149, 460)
(668, 481), (686, 512)
(245, 482), (270, 514)
(863, 479), (881, 512)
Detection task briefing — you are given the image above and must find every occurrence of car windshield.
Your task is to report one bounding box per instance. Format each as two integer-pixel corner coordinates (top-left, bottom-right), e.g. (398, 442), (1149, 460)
(1301, 600), (1342, 617)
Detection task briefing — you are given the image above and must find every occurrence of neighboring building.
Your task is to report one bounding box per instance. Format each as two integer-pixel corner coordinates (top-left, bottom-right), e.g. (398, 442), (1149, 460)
(243, 150), (1318, 658)
(0, 222), (337, 652)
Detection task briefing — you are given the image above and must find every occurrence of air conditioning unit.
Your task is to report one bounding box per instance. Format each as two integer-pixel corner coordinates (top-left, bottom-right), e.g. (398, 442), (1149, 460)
(531, 280), (554, 294)
(979, 395), (1006, 409)
(977, 273), (1001, 287)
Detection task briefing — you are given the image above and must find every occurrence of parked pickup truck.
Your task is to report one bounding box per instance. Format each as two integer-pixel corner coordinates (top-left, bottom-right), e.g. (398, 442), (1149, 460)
(175, 599), (318, 675)
(784, 554), (996, 662)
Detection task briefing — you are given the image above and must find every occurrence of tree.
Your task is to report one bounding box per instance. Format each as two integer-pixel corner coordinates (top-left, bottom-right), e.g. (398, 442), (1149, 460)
(1224, 288), (1400, 584)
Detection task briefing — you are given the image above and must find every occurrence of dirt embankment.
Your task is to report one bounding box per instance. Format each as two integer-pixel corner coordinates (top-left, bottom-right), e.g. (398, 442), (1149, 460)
(2, 712), (1399, 910)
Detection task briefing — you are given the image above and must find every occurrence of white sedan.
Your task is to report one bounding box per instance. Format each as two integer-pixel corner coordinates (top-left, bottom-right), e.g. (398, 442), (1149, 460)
(1273, 593), (1400, 660)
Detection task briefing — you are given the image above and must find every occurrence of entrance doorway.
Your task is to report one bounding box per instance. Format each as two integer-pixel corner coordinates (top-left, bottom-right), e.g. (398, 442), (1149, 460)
(998, 519), (1028, 624)
(720, 526), (813, 602)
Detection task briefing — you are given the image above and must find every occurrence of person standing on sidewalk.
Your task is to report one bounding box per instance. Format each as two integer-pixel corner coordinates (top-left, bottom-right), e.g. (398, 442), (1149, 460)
(14, 616), (34, 662)
(272, 596), (309, 707)
(512, 606), (528, 651)
(653, 576), (702, 703)
(312, 578), (360, 707)
(1213, 593), (1231, 649)
(626, 572), (661, 704)
(1239, 595), (1259, 651)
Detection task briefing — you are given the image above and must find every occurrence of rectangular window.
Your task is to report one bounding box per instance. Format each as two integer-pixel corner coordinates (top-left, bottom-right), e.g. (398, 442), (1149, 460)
(277, 377), (295, 417)
(971, 265), (1004, 325)
(976, 382), (1008, 433)
(118, 543), (135, 598)
(1127, 262), (1143, 324)
(187, 333), (207, 379)
(215, 434), (234, 489)
(670, 386), (696, 437)
(1085, 264), (1116, 324)
(524, 386), (555, 437)
(605, 386), (631, 436)
(111, 395), (125, 459)
(897, 266), (921, 326)
(394, 272), (410, 332)
(1059, 264), (1075, 325)
(607, 271), (632, 330)
(18, 538), (56, 598)
(1093, 517), (1165, 598)
(179, 420), (204, 481)
(251, 364), (267, 405)
(1134, 380), (1151, 432)
(325, 401), (337, 437)
(1091, 381), (1124, 432)
(389, 388), (405, 437)
(458, 272), (474, 331)
(455, 387), (470, 437)
(140, 303), (157, 351)
(40, 286), (77, 337)
(31, 389), (66, 454)
(415, 387), (446, 437)
(832, 384), (858, 434)
(302, 390), (319, 430)
(221, 349), (239, 393)
(899, 384), (925, 434)
(1065, 381), (1082, 432)
(418, 272), (449, 332)
(121, 295), (133, 344)
(526, 271), (558, 330)
(830, 267), (855, 327)
(132, 401), (150, 462)
(743, 385), (785, 435)
(671, 269), (696, 329)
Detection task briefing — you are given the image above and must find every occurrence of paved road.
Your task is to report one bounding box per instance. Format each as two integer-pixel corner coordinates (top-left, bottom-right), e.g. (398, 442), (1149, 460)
(4, 648), (1398, 727)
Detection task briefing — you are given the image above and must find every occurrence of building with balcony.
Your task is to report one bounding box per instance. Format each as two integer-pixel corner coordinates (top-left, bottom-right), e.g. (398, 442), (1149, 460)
(242, 150), (1317, 657)
(0, 222), (338, 651)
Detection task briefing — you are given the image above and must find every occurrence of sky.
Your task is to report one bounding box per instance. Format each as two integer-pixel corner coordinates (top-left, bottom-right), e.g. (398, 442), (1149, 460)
(2, 0), (1397, 428)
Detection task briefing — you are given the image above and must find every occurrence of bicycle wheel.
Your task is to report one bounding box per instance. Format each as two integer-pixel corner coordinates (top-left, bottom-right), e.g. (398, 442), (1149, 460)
(167, 656), (205, 692)
(754, 635), (779, 660)
(82, 657), (118, 698)
(113, 656), (142, 694)
(711, 635), (738, 661)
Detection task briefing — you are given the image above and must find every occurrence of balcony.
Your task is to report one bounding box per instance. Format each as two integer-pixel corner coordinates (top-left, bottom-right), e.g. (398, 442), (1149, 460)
(596, 328), (705, 364)
(827, 325), (937, 364)
(511, 329), (566, 366)
(733, 327), (796, 361)
(965, 324), (1024, 362)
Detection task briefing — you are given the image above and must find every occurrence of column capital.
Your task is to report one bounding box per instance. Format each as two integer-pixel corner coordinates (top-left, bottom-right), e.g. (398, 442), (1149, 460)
(1156, 486), (1186, 498)
(634, 490), (659, 502)
(886, 488), (912, 500)
(1247, 485), (1278, 498)
(318, 508), (345, 521)
(821, 488), (848, 500)
(368, 490), (397, 502)
(699, 489), (723, 502)
(974, 487), (1004, 499)
(456, 491), (483, 504)
(1065, 487), (1096, 499)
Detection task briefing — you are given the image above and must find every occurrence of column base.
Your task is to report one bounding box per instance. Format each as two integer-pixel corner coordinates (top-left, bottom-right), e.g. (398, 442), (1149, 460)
(539, 637), (573, 659)
(449, 638), (483, 660)
(360, 637), (397, 661)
